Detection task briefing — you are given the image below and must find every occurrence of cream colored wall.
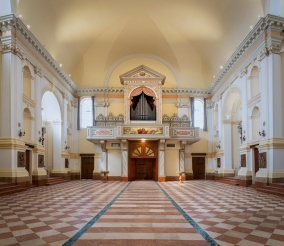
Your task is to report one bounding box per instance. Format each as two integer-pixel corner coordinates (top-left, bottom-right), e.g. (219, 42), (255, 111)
(78, 129), (97, 153)
(108, 149), (122, 176)
(190, 130), (208, 153)
(0, 54), (2, 136)
(162, 103), (177, 116)
(108, 102), (124, 116)
(282, 53), (284, 134)
(165, 148), (179, 176)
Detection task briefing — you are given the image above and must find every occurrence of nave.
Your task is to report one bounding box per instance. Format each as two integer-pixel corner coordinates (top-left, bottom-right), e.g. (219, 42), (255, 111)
(0, 181), (284, 246)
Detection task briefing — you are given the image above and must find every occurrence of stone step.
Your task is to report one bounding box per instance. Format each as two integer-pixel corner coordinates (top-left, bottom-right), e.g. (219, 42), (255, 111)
(257, 187), (284, 197)
(45, 178), (69, 186)
(0, 183), (28, 197)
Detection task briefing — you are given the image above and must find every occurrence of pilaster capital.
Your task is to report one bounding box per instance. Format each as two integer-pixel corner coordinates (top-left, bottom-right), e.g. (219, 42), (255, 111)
(159, 140), (165, 151)
(206, 100), (214, 109)
(71, 100), (78, 108)
(120, 140), (127, 150)
(34, 66), (43, 78)
(238, 67), (248, 78)
(1, 43), (25, 60)
(63, 93), (69, 100)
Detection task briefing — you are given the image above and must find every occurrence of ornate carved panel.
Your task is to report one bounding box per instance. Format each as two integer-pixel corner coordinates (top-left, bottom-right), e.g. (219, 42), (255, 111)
(129, 141), (157, 158)
(217, 158), (221, 168)
(241, 154), (246, 167)
(259, 152), (267, 168)
(38, 154), (44, 167)
(17, 151), (25, 167)
(65, 158), (69, 168)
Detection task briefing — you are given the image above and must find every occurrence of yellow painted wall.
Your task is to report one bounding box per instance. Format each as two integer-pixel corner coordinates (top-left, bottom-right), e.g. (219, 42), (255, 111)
(165, 149), (179, 176)
(162, 103), (177, 116)
(0, 54), (2, 136)
(78, 129), (98, 153)
(190, 130), (208, 153)
(108, 102), (124, 116)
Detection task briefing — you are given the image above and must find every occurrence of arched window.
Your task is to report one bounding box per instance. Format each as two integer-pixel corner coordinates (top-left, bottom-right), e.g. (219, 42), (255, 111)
(80, 98), (93, 128)
(194, 99), (204, 129)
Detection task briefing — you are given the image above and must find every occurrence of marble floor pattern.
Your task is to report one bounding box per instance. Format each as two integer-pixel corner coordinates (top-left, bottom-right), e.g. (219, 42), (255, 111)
(0, 180), (283, 245)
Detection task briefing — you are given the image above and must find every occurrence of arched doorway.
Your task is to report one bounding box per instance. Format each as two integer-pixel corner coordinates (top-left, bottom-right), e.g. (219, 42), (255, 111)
(128, 140), (158, 181)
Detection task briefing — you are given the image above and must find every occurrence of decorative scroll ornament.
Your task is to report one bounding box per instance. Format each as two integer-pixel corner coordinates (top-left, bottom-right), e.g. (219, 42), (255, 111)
(34, 66), (43, 77)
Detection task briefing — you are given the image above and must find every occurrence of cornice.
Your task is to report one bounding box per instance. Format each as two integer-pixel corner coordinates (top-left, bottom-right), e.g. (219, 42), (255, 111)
(77, 86), (210, 97)
(208, 14), (284, 95)
(0, 14), (77, 93)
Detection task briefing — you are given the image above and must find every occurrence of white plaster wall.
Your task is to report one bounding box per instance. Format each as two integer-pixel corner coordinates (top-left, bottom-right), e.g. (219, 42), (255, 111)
(108, 149), (122, 176)
(165, 149), (179, 176)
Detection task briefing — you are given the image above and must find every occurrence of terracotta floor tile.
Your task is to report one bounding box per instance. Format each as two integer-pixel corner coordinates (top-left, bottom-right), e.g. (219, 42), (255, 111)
(245, 234), (268, 244)
(15, 233), (39, 242)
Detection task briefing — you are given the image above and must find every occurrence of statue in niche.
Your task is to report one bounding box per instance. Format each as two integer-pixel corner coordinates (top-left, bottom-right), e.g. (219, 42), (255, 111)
(217, 158), (221, 168)
(241, 154), (246, 167)
(17, 152), (25, 167)
(259, 152), (267, 168)
(130, 92), (156, 121)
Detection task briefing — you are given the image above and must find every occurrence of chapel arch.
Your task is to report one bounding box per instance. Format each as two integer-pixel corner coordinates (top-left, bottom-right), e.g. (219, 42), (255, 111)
(251, 106), (261, 141)
(22, 66), (34, 99)
(23, 108), (33, 142)
(249, 66), (260, 99)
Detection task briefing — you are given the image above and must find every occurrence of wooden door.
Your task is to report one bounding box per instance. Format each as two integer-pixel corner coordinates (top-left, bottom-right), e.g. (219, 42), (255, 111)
(25, 150), (30, 174)
(81, 157), (94, 179)
(136, 158), (146, 180)
(192, 157), (205, 179)
(254, 147), (259, 174)
(145, 159), (153, 180)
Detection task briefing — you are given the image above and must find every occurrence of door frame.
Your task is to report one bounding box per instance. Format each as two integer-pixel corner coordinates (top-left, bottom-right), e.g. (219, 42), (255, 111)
(130, 157), (158, 181)
(80, 154), (95, 180)
(250, 144), (259, 184)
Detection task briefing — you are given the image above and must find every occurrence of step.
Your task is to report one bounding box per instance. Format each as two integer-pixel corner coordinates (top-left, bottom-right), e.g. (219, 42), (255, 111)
(257, 188), (284, 197)
(0, 184), (27, 197)
(268, 183), (284, 188)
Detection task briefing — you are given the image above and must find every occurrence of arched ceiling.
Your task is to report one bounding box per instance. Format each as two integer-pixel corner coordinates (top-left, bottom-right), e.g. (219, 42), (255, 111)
(17, 0), (264, 88)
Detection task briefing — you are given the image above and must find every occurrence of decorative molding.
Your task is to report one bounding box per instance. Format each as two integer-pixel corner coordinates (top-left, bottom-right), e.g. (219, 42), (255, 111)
(22, 94), (36, 108)
(77, 86), (210, 96)
(259, 152), (267, 168)
(17, 151), (25, 167)
(38, 154), (44, 167)
(208, 14), (284, 94)
(206, 100), (214, 109)
(34, 66), (43, 78)
(0, 14), (77, 93)
(247, 93), (261, 109)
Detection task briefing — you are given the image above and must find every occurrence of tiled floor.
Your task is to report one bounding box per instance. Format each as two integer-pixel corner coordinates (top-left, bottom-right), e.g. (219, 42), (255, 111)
(0, 180), (284, 246)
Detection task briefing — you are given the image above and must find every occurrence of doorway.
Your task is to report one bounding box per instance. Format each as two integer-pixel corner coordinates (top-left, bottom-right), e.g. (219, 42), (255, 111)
(81, 157), (94, 179)
(25, 150), (32, 184)
(192, 157), (205, 179)
(130, 158), (157, 180)
(251, 145), (259, 184)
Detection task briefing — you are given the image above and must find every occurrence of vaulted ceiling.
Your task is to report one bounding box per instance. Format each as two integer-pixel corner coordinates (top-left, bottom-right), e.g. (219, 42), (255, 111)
(17, 0), (264, 88)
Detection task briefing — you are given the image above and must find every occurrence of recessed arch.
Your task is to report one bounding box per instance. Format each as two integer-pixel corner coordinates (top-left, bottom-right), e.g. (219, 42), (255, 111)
(104, 54), (181, 87)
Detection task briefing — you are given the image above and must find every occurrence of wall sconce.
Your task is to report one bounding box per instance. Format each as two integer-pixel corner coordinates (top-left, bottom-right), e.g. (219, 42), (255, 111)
(242, 135), (246, 142)
(65, 141), (70, 150)
(216, 142), (221, 149)
(39, 137), (44, 145)
(259, 130), (266, 137)
(19, 129), (25, 137)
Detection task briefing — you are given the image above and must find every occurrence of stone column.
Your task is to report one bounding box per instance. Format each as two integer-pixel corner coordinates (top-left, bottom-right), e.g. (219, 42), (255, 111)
(100, 141), (107, 171)
(121, 140), (128, 181)
(32, 67), (47, 186)
(179, 141), (186, 181)
(70, 100), (80, 179)
(158, 140), (166, 182)
(0, 29), (29, 187)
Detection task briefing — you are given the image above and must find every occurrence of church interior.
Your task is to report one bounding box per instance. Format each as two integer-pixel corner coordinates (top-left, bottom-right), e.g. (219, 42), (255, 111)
(1, 0), (284, 245)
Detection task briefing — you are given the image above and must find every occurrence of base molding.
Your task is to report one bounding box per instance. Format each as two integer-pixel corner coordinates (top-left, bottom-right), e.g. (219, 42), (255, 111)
(185, 173), (193, 180)
(158, 176), (166, 182)
(50, 171), (71, 180)
(107, 176), (121, 181)
(93, 173), (101, 180)
(32, 175), (47, 186)
(121, 176), (128, 182)
(71, 172), (80, 180)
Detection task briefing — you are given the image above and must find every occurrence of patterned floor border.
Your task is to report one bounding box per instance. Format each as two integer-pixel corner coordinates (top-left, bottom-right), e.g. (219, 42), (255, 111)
(156, 181), (220, 246)
(62, 181), (131, 246)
